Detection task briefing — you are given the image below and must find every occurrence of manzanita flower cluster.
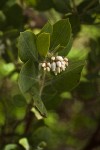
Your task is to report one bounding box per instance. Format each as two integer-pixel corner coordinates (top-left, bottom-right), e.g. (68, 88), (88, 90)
(39, 56), (68, 75)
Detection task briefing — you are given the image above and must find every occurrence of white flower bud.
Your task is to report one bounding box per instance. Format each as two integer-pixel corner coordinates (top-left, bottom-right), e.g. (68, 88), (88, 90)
(54, 72), (57, 75)
(47, 62), (51, 68)
(64, 57), (68, 62)
(39, 56), (69, 75)
(42, 63), (46, 67)
(44, 67), (46, 71)
(56, 61), (62, 67)
(51, 56), (55, 61)
(61, 61), (66, 66)
(56, 56), (63, 61)
(65, 61), (68, 66)
(61, 65), (66, 71)
(46, 67), (50, 72)
(51, 62), (56, 71)
(56, 67), (60, 73)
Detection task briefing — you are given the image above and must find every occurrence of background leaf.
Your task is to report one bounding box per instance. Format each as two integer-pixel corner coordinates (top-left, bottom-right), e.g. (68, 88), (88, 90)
(4, 3), (23, 28)
(52, 0), (71, 13)
(19, 138), (30, 150)
(4, 144), (17, 150)
(25, 0), (53, 11)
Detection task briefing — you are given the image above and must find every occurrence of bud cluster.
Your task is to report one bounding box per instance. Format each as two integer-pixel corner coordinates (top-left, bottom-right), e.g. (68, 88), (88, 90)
(39, 56), (68, 75)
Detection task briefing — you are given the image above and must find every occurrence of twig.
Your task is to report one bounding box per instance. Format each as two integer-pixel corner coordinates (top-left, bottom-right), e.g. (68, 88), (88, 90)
(83, 0), (98, 13)
(83, 122), (100, 150)
(24, 100), (35, 134)
(72, 0), (78, 13)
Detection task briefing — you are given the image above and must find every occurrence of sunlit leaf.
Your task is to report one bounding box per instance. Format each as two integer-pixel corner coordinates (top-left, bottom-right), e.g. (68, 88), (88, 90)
(4, 144), (17, 150)
(19, 138), (30, 150)
(36, 32), (50, 57)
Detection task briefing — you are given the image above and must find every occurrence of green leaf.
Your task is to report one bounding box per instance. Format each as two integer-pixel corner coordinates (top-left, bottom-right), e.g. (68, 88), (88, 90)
(18, 30), (38, 62)
(13, 94), (27, 107)
(3, 29), (19, 39)
(31, 87), (47, 117)
(51, 60), (85, 92)
(4, 144), (17, 150)
(58, 36), (73, 56)
(0, 11), (6, 24)
(33, 95), (47, 117)
(50, 19), (71, 50)
(36, 32), (50, 57)
(0, 102), (5, 125)
(31, 107), (43, 120)
(26, 0), (53, 11)
(19, 138), (30, 150)
(0, 0), (6, 9)
(42, 60), (85, 109)
(5, 4), (23, 28)
(18, 60), (38, 93)
(51, 44), (65, 54)
(32, 127), (53, 146)
(52, 0), (71, 13)
(39, 21), (53, 35)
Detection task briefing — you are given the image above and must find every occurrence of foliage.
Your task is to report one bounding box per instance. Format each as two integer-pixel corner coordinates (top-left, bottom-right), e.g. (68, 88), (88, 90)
(18, 19), (84, 117)
(0, 0), (100, 150)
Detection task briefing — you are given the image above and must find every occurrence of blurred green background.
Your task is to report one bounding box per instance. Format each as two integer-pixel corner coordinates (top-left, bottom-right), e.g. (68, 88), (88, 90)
(0, 0), (100, 150)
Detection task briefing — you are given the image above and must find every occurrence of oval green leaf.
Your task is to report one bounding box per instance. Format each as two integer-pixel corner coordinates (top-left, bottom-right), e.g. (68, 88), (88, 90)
(18, 30), (38, 62)
(50, 19), (71, 50)
(42, 60), (85, 109)
(39, 21), (53, 35)
(18, 60), (38, 93)
(36, 32), (50, 57)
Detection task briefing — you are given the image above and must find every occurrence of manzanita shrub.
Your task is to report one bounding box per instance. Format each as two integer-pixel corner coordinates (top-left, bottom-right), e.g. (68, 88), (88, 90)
(18, 19), (85, 117)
